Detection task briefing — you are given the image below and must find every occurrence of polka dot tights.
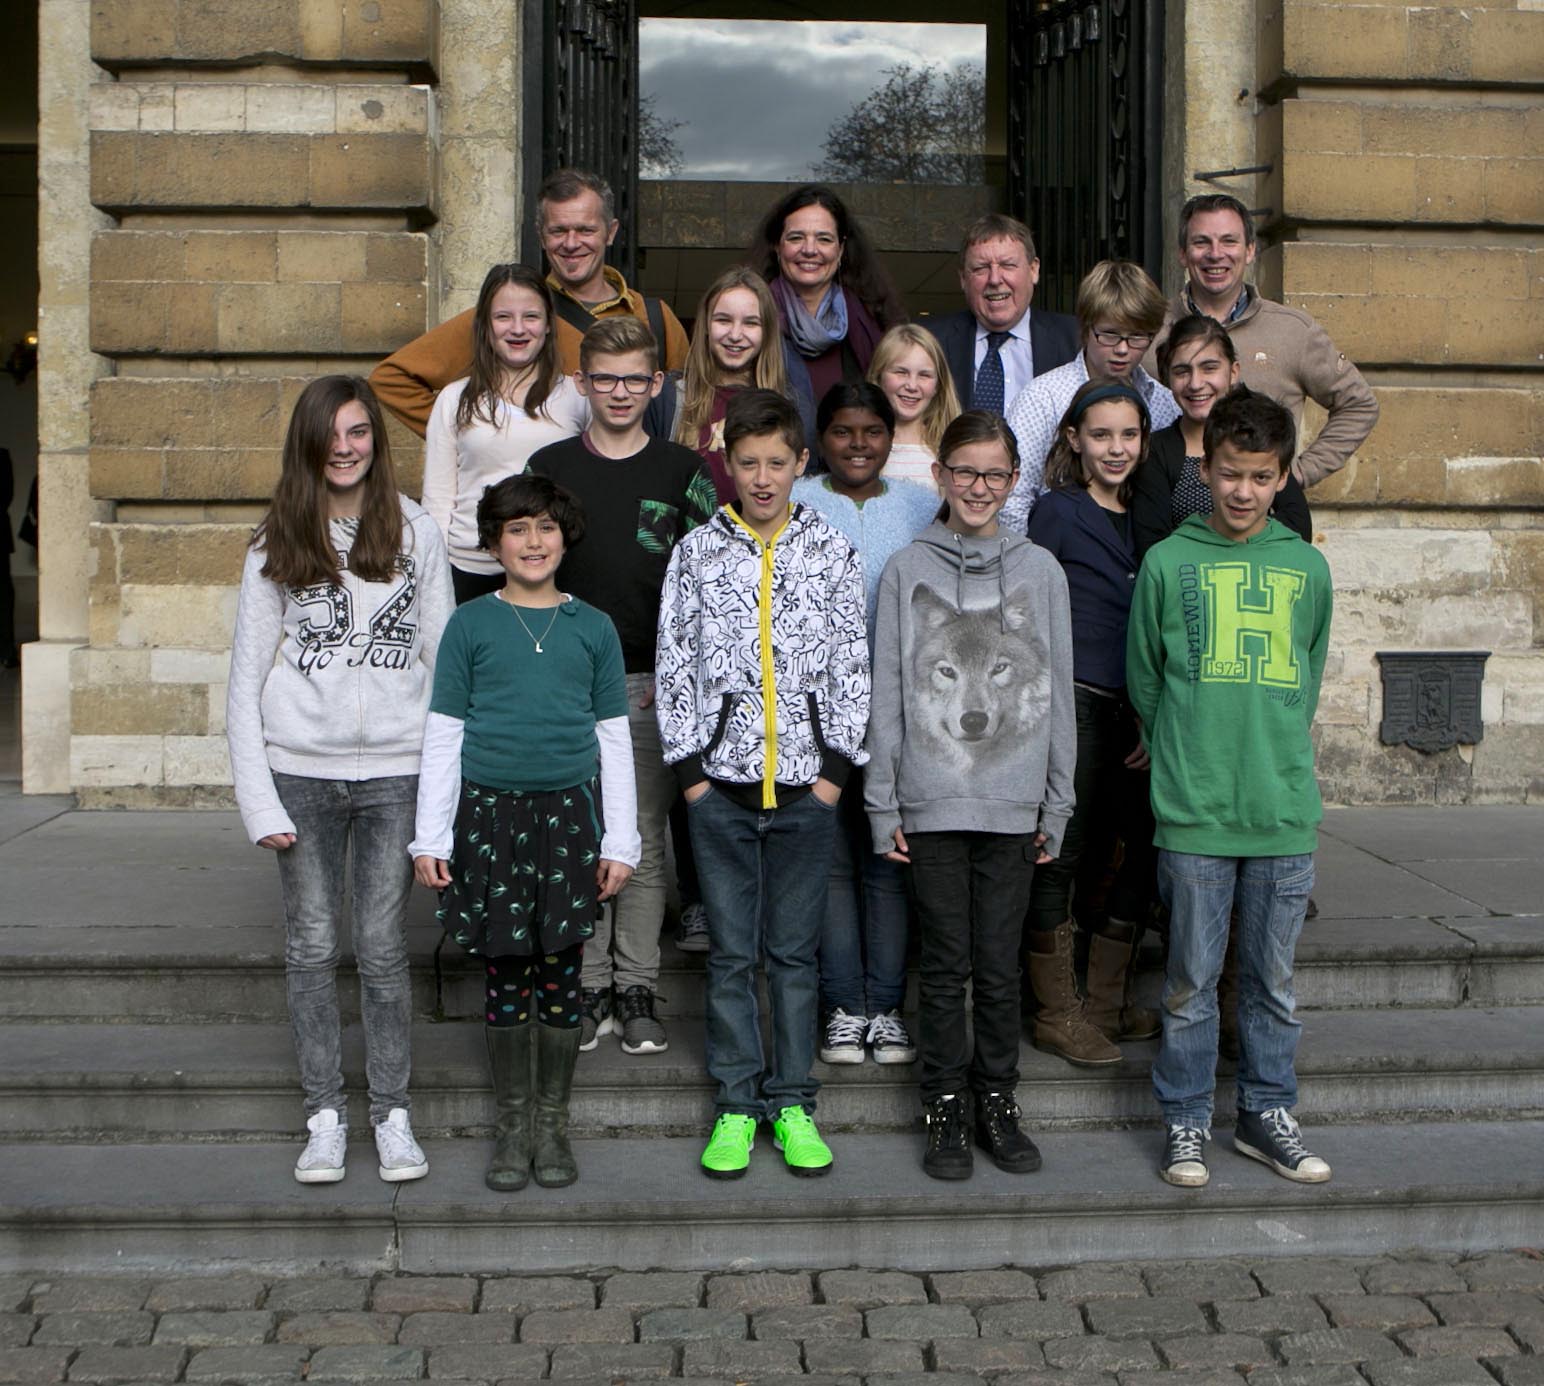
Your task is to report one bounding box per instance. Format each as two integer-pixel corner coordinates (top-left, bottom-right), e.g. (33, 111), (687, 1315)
(483, 944), (584, 1030)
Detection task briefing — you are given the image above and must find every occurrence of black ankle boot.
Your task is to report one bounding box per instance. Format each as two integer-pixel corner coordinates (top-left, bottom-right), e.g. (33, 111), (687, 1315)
(922, 1093), (973, 1181)
(974, 1091), (1042, 1173)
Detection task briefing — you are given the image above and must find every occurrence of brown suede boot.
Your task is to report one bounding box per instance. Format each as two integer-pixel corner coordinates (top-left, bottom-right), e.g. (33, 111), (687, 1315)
(1026, 921), (1121, 1067)
(1085, 918), (1161, 1042)
(1217, 917), (1241, 1062)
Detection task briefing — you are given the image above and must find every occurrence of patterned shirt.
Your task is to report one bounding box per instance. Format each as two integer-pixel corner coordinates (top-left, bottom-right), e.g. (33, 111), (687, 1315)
(1000, 353), (1181, 534)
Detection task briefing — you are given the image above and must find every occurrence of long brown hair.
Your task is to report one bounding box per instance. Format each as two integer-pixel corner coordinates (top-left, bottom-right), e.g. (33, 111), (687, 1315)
(1043, 380), (1150, 505)
(867, 323), (962, 456)
(456, 263), (560, 430)
(256, 376), (404, 587)
(675, 267), (789, 446)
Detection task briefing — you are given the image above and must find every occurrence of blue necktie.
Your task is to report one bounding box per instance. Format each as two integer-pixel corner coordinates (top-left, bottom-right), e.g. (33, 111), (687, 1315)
(973, 330), (1012, 416)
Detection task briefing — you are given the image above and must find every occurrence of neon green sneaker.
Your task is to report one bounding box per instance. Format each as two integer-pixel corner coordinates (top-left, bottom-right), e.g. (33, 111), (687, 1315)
(771, 1105), (833, 1177)
(701, 1113), (757, 1180)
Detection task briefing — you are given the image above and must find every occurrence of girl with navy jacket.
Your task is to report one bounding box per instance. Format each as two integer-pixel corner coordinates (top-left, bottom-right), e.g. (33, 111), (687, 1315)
(1023, 381), (1160, 1068)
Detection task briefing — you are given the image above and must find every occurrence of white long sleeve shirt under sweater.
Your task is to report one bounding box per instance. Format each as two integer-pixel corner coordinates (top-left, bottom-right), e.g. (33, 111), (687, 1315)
(225, 497), (454, 844)
(421, 375), (589, 574)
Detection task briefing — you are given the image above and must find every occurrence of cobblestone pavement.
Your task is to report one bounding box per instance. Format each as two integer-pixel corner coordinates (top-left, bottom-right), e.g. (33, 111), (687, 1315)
(1, 1251), (1542, 1383)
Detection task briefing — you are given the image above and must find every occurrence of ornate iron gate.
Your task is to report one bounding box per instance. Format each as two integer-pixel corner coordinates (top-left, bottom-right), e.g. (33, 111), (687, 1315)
(1007, 0), (1165, 313)
(521, 0), (641, 283)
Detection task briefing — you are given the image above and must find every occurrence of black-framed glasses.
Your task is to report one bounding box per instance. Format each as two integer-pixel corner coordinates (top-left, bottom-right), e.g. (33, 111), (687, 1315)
(940, 463), (1016, 493)
(585, 372), (654, 395)
(1090, 328), (1155, 349)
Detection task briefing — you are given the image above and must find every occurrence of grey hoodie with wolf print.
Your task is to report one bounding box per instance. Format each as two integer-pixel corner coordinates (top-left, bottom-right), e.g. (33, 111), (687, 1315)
(864, 520), (1076, 858)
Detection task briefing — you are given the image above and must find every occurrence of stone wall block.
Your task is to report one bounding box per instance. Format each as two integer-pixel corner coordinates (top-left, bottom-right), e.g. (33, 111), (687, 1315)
(72, 647), (155, 686)
(244, 83), (335, 135)
(1282, 3), (1407, 80)
(113, 525), (249, 587)
(184, 232), (279, 284)
(215, 284), (344, 355)
(92, 0), (435, 67)
(340, 282), (427, 352)
(366, 233), (428, 284)
(306, 134), (434, 210)
(70, 735), (164, 788)
(1317, 529), (1493, 596)
(277, 232), (369, 284)
(117, 584), (242, 650)
(336, 84), (431, 135)
(163, 284), (220, 354)
(151, 649), (231, 684)
(164, 735), (232, 786)
(90, 132), (431, 211)
(1469, 11), (1544, 85)
(164, 451), (283, 502)
(91, 451), (167, 500)
(92, 229), (186, 283)
(1282, 100), (1363, 155)
(1482, 158), (1544, 227)
(1282, 152), (1417, 223)
(93, 378), (213, 449)
(1331, 591), (1534, 653)
(72, 683), (208, 736)
(171, 83), (245, 133)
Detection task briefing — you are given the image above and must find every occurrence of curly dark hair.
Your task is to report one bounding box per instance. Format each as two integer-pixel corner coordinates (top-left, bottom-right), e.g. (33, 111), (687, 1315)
(476, 473), (586, 551)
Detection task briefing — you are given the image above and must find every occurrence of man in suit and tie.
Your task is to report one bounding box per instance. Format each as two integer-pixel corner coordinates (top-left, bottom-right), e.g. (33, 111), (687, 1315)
(924, 214), (1081, 418)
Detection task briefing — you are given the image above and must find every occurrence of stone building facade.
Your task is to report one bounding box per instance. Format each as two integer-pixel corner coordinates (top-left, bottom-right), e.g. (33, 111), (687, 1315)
(24, 0), (1544, 804)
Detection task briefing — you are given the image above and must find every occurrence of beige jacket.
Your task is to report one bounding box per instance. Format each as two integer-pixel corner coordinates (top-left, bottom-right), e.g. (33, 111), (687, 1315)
(1153, 288), (1379, 487)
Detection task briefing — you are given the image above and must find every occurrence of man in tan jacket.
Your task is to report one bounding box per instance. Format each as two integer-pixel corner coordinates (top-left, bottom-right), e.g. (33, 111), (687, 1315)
(1152, 193), (1378, 488)
(370, 168), (689, 436)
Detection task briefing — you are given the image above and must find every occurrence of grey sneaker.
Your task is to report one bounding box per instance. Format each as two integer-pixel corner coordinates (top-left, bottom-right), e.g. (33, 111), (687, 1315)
(294, 1108), (347, 1184)
(616, 985), (669, 1054)
(579, 986), (615, 1052)
(373, 1108), (428, 1182)
(676, 901), (710, 953)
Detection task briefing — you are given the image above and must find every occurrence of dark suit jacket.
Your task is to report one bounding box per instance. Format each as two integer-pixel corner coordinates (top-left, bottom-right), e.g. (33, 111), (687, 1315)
(1026, 484), (1139, 689)
(925, 307), (1081, 408)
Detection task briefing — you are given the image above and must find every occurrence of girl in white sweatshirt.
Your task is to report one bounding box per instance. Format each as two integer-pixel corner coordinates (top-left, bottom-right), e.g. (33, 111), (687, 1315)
(227, 376), (453, 1186)
(422, 263), (588, 604)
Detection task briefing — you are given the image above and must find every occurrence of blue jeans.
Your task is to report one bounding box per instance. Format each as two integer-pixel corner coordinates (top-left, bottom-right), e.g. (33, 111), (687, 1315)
(273, 772), (417, 1124)
(1152, 850), (1315, 1127)
(688, 785), (838, 1119)
(818, 772), (910, 1016)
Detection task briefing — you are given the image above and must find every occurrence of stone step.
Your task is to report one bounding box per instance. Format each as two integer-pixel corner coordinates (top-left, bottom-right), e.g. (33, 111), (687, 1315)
(4, 1119), (1541, 1275)
(2, 914), (1538, 1022)
(6, 1005), (1543, 1142)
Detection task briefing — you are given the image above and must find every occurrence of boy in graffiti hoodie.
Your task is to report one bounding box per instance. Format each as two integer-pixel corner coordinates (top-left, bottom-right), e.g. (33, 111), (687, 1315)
(1126, 385), (1334, 1190)
(656, 388), (870, 1180)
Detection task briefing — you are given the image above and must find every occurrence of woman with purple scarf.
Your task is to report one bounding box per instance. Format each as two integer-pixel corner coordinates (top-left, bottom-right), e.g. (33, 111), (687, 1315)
(753, 185), (905, 460)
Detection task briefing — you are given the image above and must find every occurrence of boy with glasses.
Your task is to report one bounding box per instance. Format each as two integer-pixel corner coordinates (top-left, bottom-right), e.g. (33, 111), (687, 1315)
(528, 317), (717, 1056)
(1000, 261), (1181, 532)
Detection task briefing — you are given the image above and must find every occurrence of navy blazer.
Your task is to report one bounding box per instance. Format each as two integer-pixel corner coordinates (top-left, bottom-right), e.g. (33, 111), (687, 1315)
(1026, 484), (1139, 690)
(925, 306), (1081, 409)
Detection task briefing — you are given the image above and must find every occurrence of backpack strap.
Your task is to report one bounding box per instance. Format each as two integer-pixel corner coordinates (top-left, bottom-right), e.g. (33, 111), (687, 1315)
(643, 295), (667, 357)
(551, 294), (599, 337)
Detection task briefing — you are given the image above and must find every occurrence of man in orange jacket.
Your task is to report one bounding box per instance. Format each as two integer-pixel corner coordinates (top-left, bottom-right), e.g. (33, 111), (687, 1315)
(371, 168), (689, 436)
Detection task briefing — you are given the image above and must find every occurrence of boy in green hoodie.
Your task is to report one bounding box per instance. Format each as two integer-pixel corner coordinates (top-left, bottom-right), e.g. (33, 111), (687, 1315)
(1126, 386), (1333, 1190)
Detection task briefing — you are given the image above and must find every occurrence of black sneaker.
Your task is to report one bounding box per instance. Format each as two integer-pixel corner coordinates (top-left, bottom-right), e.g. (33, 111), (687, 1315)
(578, 986), (615, 1053)
(973, 1091), (1042, 1173)
(616, 985), (669, 1055)
(1235, 1107), (1331, 1183)
(676, 901), (710, 953)
(1160, 1124), (1211, 1187)
(922, 1093), (973, 1181)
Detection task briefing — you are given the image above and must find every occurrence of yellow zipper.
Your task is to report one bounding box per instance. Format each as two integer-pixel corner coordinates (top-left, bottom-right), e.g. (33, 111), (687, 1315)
(730, 508), (790, 808)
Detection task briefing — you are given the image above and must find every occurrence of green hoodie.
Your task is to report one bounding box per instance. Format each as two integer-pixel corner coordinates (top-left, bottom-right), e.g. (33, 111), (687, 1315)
(1126, 515), (1332, 857)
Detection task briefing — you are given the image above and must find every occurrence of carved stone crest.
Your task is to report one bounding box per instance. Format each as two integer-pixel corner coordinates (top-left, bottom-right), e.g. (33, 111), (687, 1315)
(1376, 651), (1490, 753)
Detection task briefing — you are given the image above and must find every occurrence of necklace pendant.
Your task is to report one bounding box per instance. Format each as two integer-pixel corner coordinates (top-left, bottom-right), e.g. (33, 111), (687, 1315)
(534, 642), (543, 654)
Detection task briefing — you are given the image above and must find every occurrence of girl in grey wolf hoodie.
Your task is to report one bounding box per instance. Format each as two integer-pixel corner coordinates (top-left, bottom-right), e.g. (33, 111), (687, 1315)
(865, 411), (1076, 1181)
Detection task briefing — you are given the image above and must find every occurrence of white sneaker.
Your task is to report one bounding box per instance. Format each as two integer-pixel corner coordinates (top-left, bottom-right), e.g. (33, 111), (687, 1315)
(294, 1108), (347, 1184)
(374, 1108), (429, 1182)
(819, 1008), (867, 1064)
(867, 1009), (918, 1064)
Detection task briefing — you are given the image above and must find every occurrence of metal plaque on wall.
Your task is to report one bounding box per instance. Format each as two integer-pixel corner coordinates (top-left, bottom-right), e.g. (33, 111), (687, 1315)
(1376, 651), (1490, 753)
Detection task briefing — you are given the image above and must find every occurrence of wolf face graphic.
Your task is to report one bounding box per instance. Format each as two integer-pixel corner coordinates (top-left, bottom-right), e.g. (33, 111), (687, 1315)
(909, 584), (1050, 771)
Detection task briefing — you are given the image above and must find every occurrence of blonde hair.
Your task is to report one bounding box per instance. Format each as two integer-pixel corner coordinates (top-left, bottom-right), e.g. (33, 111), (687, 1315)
(866, 324), (962, 458)
(675, 267), (789, 447)
(1075, 259), (1169, 337)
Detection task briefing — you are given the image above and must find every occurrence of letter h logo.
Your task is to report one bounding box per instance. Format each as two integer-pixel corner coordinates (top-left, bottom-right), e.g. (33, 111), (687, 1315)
(1200, 563), (1304, 688)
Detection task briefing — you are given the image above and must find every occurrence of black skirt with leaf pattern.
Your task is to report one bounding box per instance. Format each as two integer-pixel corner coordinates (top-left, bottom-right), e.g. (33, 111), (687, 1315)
(438, 777), (602, 957)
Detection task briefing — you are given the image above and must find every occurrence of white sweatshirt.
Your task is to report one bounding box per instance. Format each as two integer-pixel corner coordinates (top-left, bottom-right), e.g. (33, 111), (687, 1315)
(225, 497), (454, 844)
(421, 375), (589, 574)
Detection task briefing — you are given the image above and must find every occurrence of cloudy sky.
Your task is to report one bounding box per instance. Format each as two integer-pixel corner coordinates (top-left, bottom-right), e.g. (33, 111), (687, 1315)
(640, 19), (985, 181)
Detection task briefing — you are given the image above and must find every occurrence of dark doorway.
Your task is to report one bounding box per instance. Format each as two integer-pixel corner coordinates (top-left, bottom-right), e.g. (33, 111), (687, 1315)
(522, 1), (1164, 318)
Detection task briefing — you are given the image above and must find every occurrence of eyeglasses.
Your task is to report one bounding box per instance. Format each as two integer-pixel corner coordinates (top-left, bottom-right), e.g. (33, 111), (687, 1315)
(1090, 328), (1155, 349)
(585, 372), (654, 395)
(939, 463), (1016, 493)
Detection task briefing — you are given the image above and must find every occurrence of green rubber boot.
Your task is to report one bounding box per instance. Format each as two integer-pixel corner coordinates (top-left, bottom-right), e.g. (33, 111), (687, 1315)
(532, 1022), (582, 1188)
(484, 1023), (534, 1192)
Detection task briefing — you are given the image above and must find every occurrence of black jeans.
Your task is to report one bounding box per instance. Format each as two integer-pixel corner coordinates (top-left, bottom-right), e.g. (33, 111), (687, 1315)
(1026, 685), (1157, 932)
(909, 830), (1037, 1102)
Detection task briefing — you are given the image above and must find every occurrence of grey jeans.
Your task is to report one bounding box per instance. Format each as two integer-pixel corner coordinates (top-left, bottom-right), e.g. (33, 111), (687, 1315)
(273, 772), (416, 1125)
(581, 670), (678, 993)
